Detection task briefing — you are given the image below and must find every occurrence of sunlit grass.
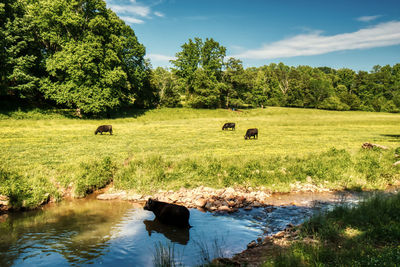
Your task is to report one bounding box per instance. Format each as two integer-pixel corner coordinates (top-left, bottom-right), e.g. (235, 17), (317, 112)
(267, 192), (400, 266)
(0, 107), (399, 208)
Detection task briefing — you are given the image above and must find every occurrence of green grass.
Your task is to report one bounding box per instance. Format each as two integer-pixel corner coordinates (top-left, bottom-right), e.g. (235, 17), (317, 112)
(0, 107), (399, 209)
(266, 192), (400, 266)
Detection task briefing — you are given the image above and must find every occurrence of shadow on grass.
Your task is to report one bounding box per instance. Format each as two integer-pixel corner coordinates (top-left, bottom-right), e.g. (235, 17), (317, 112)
(380, 134), (400, 142)
(105, 107), (149, 119)
(0, 98), (151, 120)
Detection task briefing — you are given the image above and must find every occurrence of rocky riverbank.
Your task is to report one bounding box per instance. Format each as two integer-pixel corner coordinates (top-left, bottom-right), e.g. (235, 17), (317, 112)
(212, 224), (301, 266)
(96, 183), (332, 212)
(0, 195), (9, 213)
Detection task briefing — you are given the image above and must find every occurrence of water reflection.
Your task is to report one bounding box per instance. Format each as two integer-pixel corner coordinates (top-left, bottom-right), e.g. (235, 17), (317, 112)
(0, 199), (133, 266)
(0, 190), (375, 267)
(143, 219), (190, 245)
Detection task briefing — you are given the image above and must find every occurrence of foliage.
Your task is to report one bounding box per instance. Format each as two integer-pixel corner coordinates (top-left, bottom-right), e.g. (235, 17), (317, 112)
(317, 96), (350, 111)
(3, 9), (400, 114)
(171, 37), (226, 108)
(74, 157), (115, 198)
(0, 167), (57, 209)
(0, 0), (44, 99)
(187, 69), (220, 108)
(167, 38), (400, 112)
(1, 0), (155, 115)
(151, 67), (181, 107)
(269, 193), (400, 266)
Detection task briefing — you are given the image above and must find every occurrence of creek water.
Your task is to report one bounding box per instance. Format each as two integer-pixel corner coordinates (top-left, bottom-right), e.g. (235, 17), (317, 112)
(0, 190), (389, 266)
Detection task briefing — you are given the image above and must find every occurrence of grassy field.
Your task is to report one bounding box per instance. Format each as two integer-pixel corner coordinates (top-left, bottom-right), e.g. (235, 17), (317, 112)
(0, 107), (399, 209)
(266, 192), (400, 266)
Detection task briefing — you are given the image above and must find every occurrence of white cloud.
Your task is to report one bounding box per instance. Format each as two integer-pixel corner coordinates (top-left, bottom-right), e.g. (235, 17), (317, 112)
(154, 11), (165, 17)
(108, 3), (150, 17)
(119, 16), (145, 24)
(357, 15), (382, 22)
(106, 0), (164, 24)
(233, 21), (400, 59)
(146, 53), (175, 61)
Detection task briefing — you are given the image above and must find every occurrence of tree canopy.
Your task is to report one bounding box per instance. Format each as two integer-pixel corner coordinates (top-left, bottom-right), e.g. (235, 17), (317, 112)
(1, 0), (156, 114)
(1, 6), (399, 115)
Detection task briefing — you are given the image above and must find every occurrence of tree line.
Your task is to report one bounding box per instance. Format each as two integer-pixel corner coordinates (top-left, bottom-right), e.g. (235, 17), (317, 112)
(159, 37), (400, 112)
(2, 0), (400, 115)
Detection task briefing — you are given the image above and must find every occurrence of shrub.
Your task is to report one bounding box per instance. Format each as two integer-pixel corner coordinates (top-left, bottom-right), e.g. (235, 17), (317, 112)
(74, 157), (115, 198)
(381, 100), (400, 113)
(317, 96), (350, 111)
(0, 167), (55, 209)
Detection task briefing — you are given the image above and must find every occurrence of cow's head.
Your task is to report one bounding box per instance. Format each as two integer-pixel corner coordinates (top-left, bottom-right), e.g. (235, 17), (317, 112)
(144, 198), (156, 211)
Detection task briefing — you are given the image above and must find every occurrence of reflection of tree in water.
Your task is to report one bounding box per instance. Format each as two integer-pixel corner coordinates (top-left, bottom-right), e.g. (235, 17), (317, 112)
(144, 218), (190, 245)
(0, 199), (132, 266)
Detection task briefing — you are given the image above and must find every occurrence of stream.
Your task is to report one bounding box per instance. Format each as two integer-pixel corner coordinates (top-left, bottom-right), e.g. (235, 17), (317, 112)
(0, 190), (395, 266)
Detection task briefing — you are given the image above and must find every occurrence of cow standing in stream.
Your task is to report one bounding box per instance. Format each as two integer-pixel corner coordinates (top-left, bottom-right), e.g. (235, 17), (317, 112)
(144, 198), (191, 228)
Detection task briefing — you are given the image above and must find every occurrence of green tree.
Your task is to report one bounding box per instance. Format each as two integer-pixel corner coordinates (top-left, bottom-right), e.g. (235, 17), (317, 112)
(151, 67), (181, 107)
(0, 0), (44, 100)
(222, 57), (248, 108)
(171, 37), (226, 107)
(337, 68), (355, 92)
(0, 0), (157, 114)
(188, 69), (220, 108)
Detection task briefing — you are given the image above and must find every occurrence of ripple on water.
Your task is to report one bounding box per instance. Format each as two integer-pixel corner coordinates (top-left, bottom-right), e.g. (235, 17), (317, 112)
(0, 196), (351, 267)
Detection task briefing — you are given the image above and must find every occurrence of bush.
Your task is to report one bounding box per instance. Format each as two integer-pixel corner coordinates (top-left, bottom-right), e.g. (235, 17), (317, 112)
(74, 157), (115, 198)
(317, 96), (350, 111)
(266, 97), (281, 107)
(381, 100), (400, 113)
(0, 168), (56, 209)
(360, 104), (375, 112)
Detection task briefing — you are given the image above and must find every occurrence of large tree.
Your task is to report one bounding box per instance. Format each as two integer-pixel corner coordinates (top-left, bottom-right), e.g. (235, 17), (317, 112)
(1, 0), (156, 114)
(29, 0), (152, 114)
(0, 0), (44, 100)
(171, 37), (226, 108)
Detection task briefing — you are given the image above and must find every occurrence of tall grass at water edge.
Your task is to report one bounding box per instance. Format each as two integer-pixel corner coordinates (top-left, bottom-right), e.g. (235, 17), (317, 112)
(0, 107), (399, 209)
(266, 192), (400, 266)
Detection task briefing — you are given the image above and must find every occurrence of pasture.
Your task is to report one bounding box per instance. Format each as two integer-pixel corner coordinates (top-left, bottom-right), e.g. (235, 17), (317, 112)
(0, 107), (399, 208)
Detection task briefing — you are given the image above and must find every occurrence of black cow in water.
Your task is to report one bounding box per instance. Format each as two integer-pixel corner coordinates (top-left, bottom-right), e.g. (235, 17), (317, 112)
(222, 122), (236, 131)
(95, 125), (112, 135)
(144, 198), (191, 228)
(244, 128), (258, 140)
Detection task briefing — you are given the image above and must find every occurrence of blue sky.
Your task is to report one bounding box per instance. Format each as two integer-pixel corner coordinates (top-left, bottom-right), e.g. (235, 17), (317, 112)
(105, 0), (400, 71)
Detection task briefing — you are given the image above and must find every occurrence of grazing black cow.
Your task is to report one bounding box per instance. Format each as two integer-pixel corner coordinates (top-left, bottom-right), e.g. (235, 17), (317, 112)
(222, 122), (236, 131)
(95, 125), (112, 135)
(144, 198), (191, 228)
(244, 128), (258, 140)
